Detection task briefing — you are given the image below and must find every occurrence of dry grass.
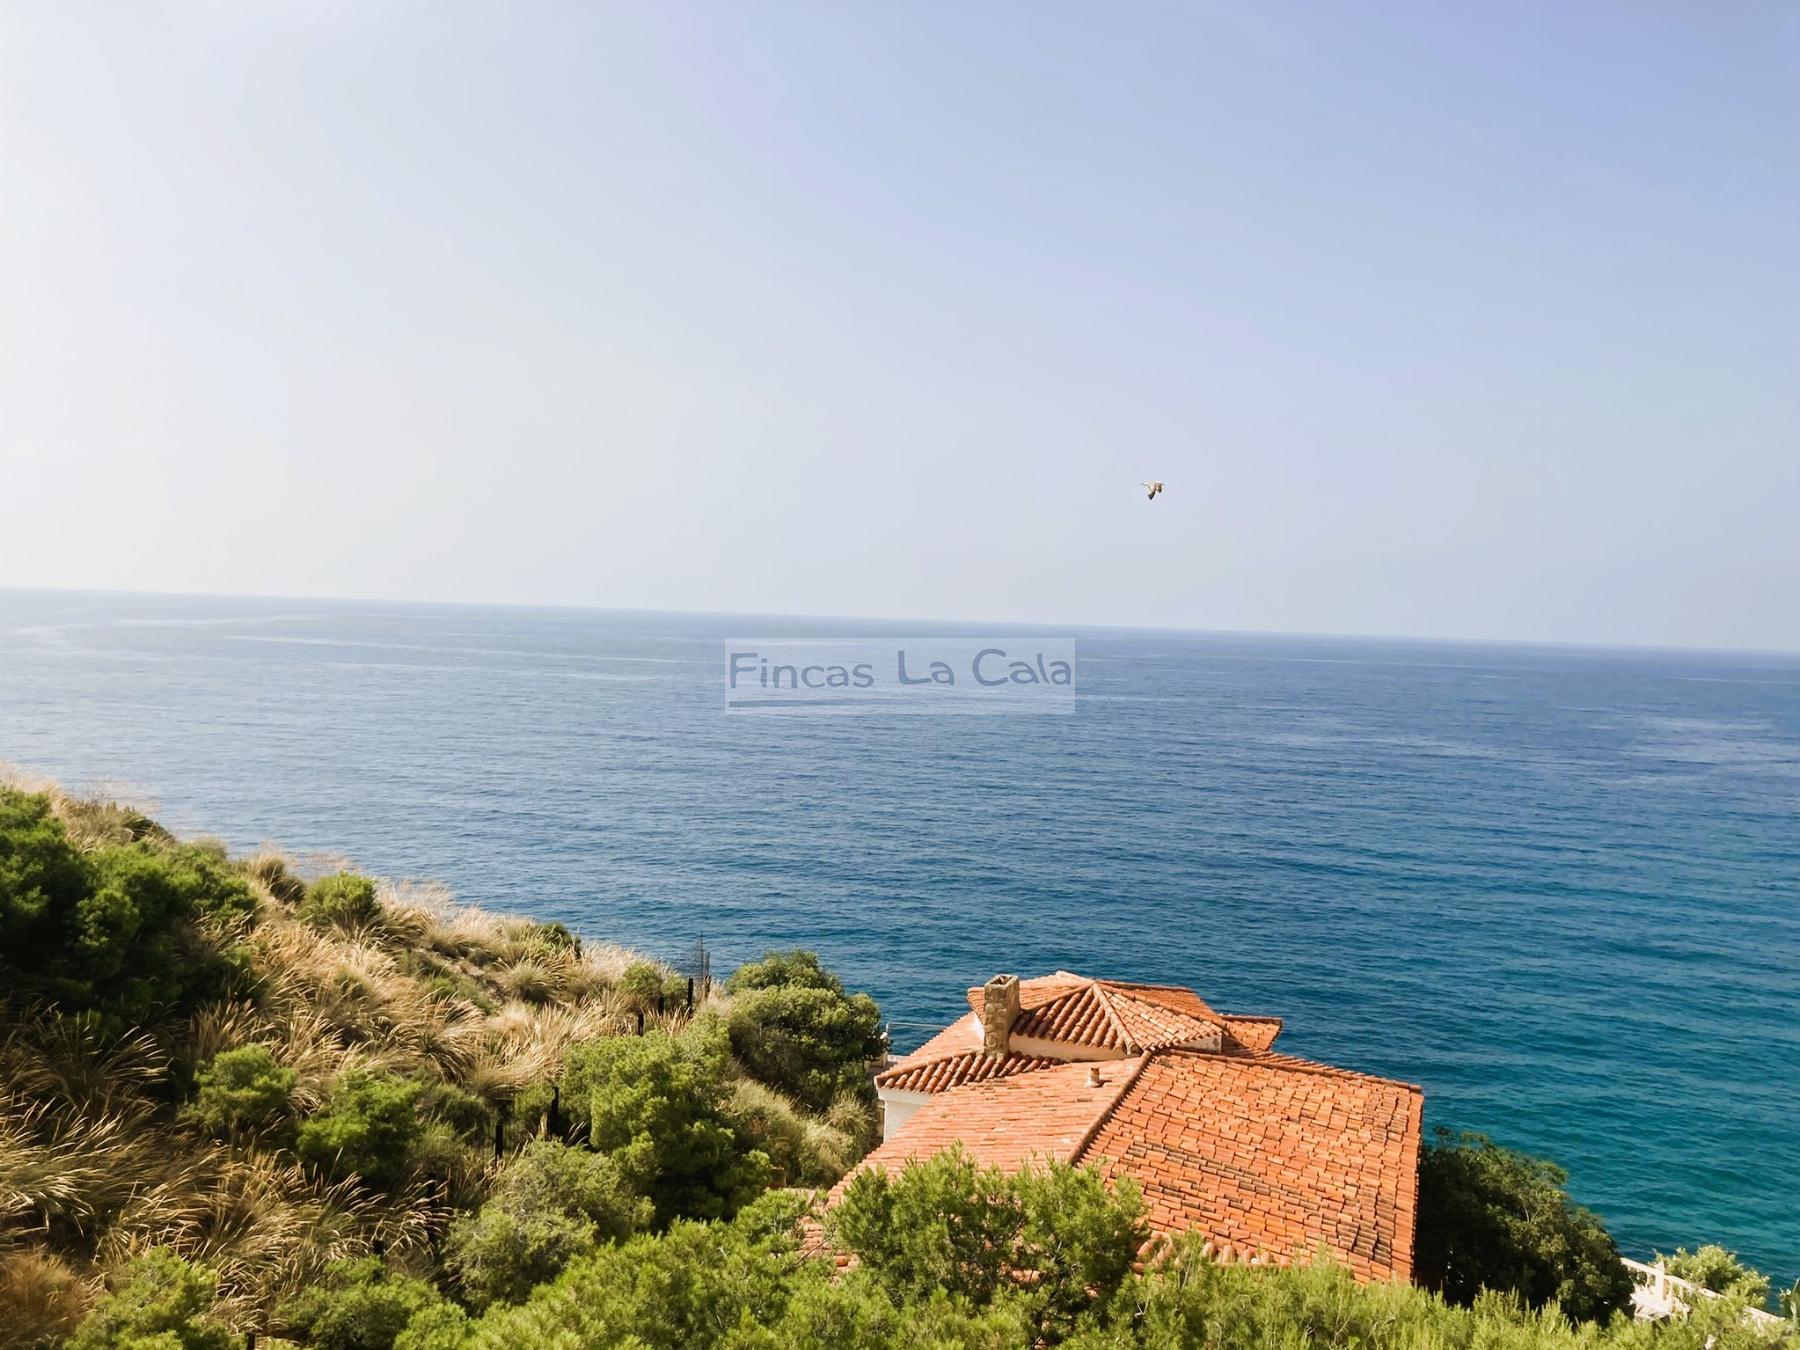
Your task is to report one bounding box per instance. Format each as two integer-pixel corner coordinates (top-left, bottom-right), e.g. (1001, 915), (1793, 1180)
(0, 1246), (95, 1349)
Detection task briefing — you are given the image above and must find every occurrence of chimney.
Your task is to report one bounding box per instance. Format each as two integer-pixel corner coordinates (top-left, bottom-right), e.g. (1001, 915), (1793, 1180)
(981, 974), (1021, 1056)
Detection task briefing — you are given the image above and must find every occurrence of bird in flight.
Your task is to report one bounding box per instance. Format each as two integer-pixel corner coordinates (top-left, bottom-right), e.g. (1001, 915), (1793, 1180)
(1141, 480), (1165, 501)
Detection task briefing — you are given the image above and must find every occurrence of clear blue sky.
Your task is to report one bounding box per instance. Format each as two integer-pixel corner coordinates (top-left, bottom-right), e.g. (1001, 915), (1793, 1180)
(2, 1), (1795, 649)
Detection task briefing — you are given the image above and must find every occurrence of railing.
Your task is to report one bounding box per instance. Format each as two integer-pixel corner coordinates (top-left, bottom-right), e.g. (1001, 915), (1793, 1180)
(1622, 1258), (1785, 1330)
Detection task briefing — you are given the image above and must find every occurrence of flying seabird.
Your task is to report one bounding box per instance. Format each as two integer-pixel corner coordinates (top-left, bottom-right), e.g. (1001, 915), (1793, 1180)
(1141, 480), (1165, 501)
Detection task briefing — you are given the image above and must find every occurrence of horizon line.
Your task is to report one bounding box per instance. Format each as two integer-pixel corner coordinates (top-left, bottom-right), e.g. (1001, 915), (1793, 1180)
(3, 582), (1798, 662)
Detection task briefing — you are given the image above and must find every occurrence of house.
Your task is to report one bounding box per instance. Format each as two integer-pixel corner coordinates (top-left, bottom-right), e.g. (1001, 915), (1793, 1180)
(853, 971), (1424, 1282)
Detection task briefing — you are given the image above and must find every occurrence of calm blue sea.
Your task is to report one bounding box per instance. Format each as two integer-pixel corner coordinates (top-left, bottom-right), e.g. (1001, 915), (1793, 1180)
(2, 589), (1796, 1283)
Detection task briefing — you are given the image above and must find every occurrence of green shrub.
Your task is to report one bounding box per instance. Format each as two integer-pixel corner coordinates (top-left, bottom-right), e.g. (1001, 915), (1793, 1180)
(0, 788), (91, 948)
(417, 1077), (494, 1141)
(1415, 1128), (1635, 1323)
(279, 1257), (448, 1350)
(295, 1070), (423, 1189)
(726, 980), (883, 1114)
(462, 1191), (817, 1349)
(66, 1247), (234, 1350)
(531, 921), (578, 953)
(1655, 1245), (1771, 1304)
(726, 949), (847, 995)
(725, 1079), (864, 1187)
(444, 1140), (652, 1308)
(561, 1017), (770, 1224)
(829, 1147), (1145, 1342)
(617, 960), (681, 1012)
(393, 1303), (472, 1350)
(184, 1044), (297, 1139)
(300, 872), (381, 930)
(0, 790), (255, 1028)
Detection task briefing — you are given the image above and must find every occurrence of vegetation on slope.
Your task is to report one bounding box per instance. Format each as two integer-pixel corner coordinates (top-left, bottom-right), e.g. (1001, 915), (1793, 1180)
(1, 777), (1791, 1348)
(0, 779), (877, 1345)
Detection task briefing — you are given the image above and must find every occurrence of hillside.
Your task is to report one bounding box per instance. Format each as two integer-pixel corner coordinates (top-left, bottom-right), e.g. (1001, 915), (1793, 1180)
(1, 775), (1792, 1349)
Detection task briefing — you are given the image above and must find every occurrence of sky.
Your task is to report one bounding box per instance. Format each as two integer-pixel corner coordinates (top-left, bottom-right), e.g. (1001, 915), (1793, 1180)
(1, 2), (1795, 651)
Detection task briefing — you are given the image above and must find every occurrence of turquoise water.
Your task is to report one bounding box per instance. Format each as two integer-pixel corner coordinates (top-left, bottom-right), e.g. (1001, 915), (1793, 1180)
(2, 589), (1796, 1282)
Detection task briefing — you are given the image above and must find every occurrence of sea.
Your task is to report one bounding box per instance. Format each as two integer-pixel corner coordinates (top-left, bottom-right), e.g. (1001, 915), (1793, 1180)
(1, 588), (1795, 1284)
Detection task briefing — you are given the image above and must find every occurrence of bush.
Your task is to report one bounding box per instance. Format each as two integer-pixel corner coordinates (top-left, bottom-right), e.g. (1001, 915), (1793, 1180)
(1655, 1246), (1771, 1305)
(394, 1303), (472, 1350)
(726, 980), (884, 1114)
(1415, 1128), (1635, 1323)
(184, 1045), (297, 1139)
(462, 1191), (817, 1349)
(829, 1147), (1146, 1342)
(531, 921), (579, 954)
(444, 1140), (651, 1309)
(280, 1257), (448, 1350)
(300, 872), (382, 929)
(561, 1017), (770, 1224)
(725, 1079), (865, 1187)
(295, 1070), (423, 1189)
(726, 949), (847, 995)
(617, 960), (682, 1012)
(66, 1247), (234, 1350)
(0, 790), (256, 1028)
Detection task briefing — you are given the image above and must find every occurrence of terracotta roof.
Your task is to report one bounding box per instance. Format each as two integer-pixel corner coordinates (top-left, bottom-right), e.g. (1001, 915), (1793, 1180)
(857, 973), (1422, 1282)
(1222, 1015), (1284, 1054)
(964, 973), (1224, 1055)
(892, 1011), (983, 1065)
(1075, 1050), (1422, 1281)
(841, 1058), (1146, 1197)
(876, 1048), (1063, 1094)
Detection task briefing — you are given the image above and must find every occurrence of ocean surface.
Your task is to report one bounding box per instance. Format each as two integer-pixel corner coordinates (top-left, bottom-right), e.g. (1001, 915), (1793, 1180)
(2, 589), (1796, 1284)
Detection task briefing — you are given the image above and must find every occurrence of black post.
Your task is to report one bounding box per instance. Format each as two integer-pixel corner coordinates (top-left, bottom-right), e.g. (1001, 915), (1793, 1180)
(494, 1109), (505, 1160)
(687, 976), (694, 1010)
(246, 1334), (256, 1350)
(634, 1009), (645, 1035)
(657, 992), (665, 1016)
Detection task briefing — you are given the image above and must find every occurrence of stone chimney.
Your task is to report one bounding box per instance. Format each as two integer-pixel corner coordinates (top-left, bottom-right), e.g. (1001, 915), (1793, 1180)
(981, 974), (1021, 1056)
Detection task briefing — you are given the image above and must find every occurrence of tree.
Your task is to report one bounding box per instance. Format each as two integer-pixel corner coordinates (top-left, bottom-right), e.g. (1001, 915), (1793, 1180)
(184, 1045), (297, 1140)
(279, 1257), (448, 1350)
(561, 1017), (770, 1224)
(295, 1070), (424, 1190)
(829, 1147), (1146, 1343)
(444, 1140), (652, 1308)
(1414, 1128), (1635, 1323)
(724, 950), (884, 1113)
(66, 1248), (234, 1350)
(1655, 1246), (1771, 1305)
(300, 872), (381, 929)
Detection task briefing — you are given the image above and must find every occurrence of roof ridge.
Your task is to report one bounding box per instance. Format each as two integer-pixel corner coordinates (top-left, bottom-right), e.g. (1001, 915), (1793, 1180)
(1070, 1053), (1154, 1165)
(1221, 1013), (1283, 1024)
